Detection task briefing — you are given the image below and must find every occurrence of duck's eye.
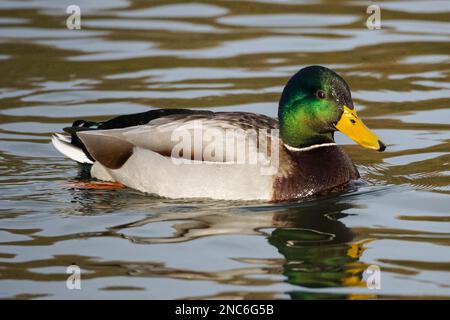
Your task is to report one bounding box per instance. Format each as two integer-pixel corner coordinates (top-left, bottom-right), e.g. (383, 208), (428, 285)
(316, 90), (326, 99)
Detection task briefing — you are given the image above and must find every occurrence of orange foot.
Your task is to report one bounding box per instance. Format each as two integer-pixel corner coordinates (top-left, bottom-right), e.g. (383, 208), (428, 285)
(69, 181), (126, 190)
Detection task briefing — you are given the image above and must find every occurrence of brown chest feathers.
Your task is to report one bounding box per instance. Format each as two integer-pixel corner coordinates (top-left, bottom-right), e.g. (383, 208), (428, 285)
(272, 145), (360, 202)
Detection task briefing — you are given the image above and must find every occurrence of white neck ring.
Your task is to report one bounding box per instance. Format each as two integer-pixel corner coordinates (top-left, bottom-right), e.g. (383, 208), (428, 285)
(284, 142), (336, 152)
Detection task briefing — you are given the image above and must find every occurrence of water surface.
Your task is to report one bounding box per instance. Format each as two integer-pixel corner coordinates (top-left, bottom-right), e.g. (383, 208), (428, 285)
(0, 0), (449, 299)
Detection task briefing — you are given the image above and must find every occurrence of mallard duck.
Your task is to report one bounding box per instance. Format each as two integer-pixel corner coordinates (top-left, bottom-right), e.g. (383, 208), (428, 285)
(52, 65), (385, 201)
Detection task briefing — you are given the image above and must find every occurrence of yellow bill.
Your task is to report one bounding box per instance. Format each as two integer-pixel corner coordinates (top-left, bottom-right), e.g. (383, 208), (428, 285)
(335, 106), (386, 152)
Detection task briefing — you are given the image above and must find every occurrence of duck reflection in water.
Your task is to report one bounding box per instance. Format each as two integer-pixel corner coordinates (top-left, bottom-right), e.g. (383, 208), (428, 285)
(64, 181), (374, 299)
(269, 199), (374, 299)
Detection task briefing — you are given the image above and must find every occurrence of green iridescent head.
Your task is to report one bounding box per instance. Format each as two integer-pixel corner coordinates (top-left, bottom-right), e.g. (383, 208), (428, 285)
(278, 65), (385, 151)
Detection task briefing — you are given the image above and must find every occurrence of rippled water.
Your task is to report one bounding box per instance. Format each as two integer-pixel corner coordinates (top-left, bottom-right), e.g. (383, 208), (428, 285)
(0, 0), (449, 299)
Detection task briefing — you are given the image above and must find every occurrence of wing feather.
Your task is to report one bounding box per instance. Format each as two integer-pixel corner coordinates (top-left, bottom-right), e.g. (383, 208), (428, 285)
(76, 112), (279, 164)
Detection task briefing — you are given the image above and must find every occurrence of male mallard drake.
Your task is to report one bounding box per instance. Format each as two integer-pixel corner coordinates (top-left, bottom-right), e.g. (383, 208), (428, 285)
(52, 65), (385, 201)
